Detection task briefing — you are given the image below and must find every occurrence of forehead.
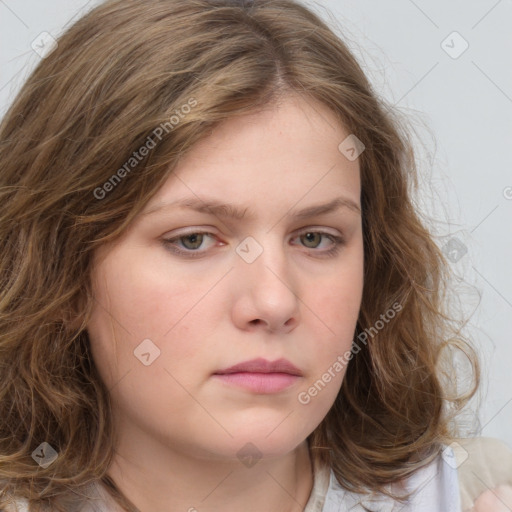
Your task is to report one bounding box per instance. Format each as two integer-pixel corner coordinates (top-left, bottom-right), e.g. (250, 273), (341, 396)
(191, 94), (349, 161)
(146, 94), (360, 214)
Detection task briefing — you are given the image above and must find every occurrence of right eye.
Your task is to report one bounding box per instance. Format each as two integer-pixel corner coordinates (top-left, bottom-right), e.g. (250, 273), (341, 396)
(162, 231), (222, 258)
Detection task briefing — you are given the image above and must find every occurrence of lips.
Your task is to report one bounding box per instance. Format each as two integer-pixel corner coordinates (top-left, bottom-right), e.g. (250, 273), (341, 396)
(214, 357), (302, 376)
(213, 357), (302, 394)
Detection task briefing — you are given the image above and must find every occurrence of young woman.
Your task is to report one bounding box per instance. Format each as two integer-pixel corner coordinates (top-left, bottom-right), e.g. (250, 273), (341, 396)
(0, 1), (511, 511)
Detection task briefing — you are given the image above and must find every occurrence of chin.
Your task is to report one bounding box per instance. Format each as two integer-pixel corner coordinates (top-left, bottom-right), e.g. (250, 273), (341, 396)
(190, 432), (304, 463)
(230, 429), (309, 460)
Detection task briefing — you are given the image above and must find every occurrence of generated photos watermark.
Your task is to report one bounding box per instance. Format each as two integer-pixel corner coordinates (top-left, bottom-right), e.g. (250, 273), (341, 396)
(297, 301), (403, 405)
(93, 97), (198, 200)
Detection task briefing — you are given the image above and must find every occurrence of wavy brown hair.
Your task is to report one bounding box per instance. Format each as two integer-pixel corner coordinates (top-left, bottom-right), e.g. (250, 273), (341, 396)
(0, 0), (479, 510)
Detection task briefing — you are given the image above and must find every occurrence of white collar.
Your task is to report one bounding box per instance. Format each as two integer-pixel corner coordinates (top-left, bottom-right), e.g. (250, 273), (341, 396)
(305, 444), (461, 512)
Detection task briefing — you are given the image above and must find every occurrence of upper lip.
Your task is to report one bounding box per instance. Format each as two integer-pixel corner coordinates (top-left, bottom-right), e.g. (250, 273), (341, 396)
(214, 358), (302, 376)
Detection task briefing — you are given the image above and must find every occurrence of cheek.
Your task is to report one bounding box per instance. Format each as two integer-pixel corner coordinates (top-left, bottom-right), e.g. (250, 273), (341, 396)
(85, 262), (210, 432)
(312, 252), (364, 338)
(298, 249), (364, 397)
(86, 246), (224, 390)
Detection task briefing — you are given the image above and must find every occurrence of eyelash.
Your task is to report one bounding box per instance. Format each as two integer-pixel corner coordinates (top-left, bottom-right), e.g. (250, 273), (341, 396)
(162, 229), (345, 259)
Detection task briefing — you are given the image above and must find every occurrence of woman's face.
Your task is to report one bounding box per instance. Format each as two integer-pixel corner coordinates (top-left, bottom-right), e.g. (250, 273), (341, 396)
(87, 94), (364, 462)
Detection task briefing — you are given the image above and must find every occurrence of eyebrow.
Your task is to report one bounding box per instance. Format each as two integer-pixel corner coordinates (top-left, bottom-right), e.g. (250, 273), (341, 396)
(141, 195), (361, 220)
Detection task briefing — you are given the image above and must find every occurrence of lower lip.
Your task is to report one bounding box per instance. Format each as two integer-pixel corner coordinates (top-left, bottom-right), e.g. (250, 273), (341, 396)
(213, 372), (300, 393)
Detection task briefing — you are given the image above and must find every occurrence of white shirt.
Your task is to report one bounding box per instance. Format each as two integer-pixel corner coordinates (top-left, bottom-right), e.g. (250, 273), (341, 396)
(11, 439), (512, 512)
(304, 445), (461, 512)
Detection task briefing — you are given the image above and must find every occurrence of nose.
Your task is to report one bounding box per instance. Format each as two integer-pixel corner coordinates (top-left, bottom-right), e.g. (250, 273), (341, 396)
(230, 236), (300, 334)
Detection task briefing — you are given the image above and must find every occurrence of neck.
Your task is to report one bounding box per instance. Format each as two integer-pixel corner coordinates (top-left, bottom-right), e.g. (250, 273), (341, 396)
(102, 433), (314, 512)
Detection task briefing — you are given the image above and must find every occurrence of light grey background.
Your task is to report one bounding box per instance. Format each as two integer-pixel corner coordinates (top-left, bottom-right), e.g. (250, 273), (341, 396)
(1, 0), (511, 448)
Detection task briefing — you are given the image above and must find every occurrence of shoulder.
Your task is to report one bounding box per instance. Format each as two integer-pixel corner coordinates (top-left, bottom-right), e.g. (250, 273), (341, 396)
(312, 449), (460, 512)
(309, 437), (512, 512)
(450, 436), (512, 511)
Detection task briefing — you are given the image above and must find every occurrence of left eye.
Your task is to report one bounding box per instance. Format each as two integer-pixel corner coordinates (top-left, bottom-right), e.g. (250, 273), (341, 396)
(162, 230), (344, 258)
(296, 231), (333, 249)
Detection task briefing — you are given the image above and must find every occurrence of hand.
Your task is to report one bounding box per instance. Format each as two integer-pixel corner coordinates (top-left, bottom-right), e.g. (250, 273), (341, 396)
(467, 485), (512, 512)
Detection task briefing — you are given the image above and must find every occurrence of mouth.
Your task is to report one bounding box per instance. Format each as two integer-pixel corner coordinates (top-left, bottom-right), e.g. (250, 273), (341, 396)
(213, 358), (303, 393)
(214, 357), (302, 376)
